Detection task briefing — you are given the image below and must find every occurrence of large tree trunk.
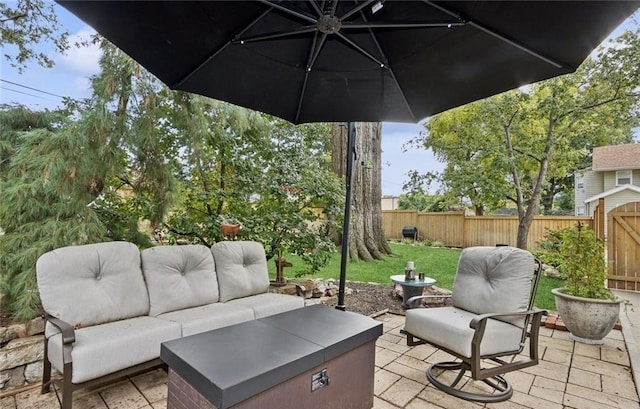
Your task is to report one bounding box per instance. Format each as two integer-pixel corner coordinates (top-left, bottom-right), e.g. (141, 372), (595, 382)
(332, 122), (392, 261)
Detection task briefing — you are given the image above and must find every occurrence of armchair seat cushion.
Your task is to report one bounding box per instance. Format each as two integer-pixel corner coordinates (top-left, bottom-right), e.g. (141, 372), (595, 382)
(405, 307), (523, 358)
(47, 316), (181, 383)
(226, 293), (305, 319)
(156, 303), (255, 337)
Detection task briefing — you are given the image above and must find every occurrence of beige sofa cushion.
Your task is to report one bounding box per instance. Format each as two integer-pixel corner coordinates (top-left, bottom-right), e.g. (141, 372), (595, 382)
(226, 293), (304, 319)
(47, 316), (181, 383)
(211, 241), (270, 302)
(36, 242), (149, 329)
(156, 303), (255, 337)
(141, 245), (219, 316)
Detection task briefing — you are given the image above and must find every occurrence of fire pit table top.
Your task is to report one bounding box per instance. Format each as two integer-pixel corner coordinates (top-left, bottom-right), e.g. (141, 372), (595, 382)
(160, 305), (382, 409)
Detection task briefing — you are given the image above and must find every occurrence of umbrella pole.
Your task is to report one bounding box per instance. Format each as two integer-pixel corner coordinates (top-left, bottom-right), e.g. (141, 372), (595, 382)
(336, 122), (356, 311)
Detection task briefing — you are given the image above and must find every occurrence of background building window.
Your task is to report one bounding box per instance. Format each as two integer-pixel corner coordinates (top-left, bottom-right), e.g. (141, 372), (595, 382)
(576, 174), (584, 190)
(616, 170), (632, 185)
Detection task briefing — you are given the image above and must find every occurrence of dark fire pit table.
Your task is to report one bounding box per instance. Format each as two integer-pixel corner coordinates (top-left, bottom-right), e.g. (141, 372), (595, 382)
(161, 305), (383, 409)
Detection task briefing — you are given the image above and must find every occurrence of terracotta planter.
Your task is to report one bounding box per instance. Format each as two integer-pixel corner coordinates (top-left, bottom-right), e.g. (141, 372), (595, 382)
(552, 288), (622, 344)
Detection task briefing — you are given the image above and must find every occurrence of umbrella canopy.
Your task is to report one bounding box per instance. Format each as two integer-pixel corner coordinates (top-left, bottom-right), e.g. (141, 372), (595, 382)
(59, 1), (638, 124)
(58, 1), (638, 310)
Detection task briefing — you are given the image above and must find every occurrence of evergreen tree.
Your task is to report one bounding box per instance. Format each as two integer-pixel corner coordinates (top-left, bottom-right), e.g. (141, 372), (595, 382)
(0, 107), (108, 320)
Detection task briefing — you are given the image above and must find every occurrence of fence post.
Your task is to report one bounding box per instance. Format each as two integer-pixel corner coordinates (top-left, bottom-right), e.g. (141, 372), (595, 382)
(596, 198), (605, 240)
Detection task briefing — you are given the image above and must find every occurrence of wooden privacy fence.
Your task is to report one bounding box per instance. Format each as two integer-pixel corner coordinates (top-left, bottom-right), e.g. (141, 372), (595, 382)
(607, 201), (640, 292)
(382, 210), (593, 251)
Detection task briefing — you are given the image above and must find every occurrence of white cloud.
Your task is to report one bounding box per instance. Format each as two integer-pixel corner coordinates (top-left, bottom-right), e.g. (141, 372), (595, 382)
(56, 27), (101, 76)
(381, 122), (444, 196)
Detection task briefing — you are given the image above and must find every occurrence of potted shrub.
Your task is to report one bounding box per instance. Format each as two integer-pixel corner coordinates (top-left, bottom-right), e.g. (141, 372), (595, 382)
(550, 222), (623, 344)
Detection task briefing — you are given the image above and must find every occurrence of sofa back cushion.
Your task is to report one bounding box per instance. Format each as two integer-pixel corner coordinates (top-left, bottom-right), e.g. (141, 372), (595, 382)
(36, 241), (149, 328)
(451, 246), (534, 327)
(141, 245), (219, 316)
(211, 241), (270, 302)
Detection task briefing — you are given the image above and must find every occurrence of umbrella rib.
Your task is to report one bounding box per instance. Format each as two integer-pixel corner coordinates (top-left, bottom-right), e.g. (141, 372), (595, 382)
(308, 32), (329, 70)
(421, 0), (566, 69)
(335, 32), (386, 68)
(468, 20), (564, 68)
(172, 6), (275, 88)
(340, 0), (376, 21)
(257, 0), (317, 24)
(296, 31), (325, 122)
(234, 26), (318, 44)
(342, 21), (465, 29)
(308, 0), (323, 16)
(356, 8), (417, 121)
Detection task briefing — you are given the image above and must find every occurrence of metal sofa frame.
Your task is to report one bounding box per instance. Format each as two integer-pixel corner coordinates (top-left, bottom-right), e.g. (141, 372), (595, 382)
(41, 313), (165, 409)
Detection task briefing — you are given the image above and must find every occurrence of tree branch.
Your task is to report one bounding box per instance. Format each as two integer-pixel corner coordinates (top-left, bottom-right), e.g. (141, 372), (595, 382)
(0, 13), (27, 23)
(560, 91), (639, 119)
(164, 224), (211, 247)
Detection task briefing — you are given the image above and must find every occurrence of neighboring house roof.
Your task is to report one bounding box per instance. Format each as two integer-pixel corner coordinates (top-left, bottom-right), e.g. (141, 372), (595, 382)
(592, 143), (640, 171)
(584, 184), (640, 204)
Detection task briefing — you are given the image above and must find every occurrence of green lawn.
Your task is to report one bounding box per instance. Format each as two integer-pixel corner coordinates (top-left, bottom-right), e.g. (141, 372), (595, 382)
(269, 241), (562, 312)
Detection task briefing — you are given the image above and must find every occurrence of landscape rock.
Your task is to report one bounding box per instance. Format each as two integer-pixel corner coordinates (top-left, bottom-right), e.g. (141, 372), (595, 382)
(0, 336), (43, 371)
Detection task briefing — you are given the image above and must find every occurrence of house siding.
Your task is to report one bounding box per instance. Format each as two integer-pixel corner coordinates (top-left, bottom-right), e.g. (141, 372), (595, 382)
(576, 170), (602, 215)
(603, 191), (640, 218)
(602, 169), (640, 190)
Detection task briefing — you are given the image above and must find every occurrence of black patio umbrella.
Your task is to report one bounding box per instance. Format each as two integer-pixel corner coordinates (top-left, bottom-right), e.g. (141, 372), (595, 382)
(59, 0), (638, 310)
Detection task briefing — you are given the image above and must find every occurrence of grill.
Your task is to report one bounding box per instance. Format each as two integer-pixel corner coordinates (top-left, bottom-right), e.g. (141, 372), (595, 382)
(402, 226), (418, 240)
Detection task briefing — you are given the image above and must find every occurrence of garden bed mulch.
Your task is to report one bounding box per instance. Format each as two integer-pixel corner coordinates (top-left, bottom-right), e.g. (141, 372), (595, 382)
(319, 281), (452, 316)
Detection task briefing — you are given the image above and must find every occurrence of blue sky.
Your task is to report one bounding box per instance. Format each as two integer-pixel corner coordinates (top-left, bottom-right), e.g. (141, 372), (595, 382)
(1, 5), (637, 196)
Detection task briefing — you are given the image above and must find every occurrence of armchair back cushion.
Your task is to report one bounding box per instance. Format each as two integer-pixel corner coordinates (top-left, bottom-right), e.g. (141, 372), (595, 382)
(212, 241), (270, 302)
(451, 246), (534, 327)
(36, 241), (150, 328)
(141, 245), (219, 316)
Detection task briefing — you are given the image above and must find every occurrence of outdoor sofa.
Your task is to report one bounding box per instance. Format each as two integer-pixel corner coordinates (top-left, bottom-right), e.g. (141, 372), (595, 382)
(35, 240), (305, 409)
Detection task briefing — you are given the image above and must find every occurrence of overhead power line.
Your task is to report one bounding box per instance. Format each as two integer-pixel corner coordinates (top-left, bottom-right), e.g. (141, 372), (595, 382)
(0, 78), (67, 99)
(0, 85), (52, 100)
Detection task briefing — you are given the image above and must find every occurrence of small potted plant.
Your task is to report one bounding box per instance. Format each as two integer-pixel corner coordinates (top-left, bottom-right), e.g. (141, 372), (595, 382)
(551, 222), (623, 344)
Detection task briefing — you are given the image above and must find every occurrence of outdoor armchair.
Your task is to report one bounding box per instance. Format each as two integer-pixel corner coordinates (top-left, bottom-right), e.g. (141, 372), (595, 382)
(402, 246), (546, 403)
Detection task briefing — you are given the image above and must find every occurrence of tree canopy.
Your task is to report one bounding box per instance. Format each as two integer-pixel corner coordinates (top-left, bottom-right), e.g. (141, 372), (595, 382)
(407, 28), (640, 248)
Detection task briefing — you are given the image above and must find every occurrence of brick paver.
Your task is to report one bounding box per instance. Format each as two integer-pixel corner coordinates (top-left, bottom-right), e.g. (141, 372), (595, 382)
(1, 311), (638, 409)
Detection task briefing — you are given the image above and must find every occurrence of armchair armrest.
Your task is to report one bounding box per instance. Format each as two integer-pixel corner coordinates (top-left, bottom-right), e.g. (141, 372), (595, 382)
(469, 309), (547, 329)
(44, 313), (76, 365)
(468, 309), (548, 358)
(406, 293), (452, 307)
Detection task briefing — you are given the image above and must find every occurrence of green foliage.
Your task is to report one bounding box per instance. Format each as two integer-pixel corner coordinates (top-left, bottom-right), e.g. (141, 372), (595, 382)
(162, 95), (343, 274)
(538, 224), (613, 300)
(533, 228), (566, 269)
(0, 0), (70, 71)
(0, 107), (110, 320)
(557, 224), (613, 300)
(397, 192), (459, 212)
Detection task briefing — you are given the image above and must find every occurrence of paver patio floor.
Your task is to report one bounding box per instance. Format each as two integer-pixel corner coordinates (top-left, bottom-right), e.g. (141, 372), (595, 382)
(1, 310), (638, 409)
